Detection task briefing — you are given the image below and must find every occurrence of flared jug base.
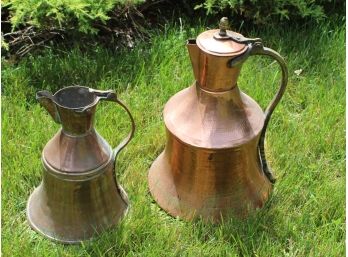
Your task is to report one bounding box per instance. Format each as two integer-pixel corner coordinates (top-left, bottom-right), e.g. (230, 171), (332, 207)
(148, 152), (272, 223)
(27, 183), (129, 244)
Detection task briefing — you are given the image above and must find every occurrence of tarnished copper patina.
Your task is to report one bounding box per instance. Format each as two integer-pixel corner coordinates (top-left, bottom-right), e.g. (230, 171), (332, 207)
(27, 86), (135, 243)
(148, 18), (288, 222)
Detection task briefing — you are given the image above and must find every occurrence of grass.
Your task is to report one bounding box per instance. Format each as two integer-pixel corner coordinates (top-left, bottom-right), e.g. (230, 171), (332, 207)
(2, 18), (345, 256)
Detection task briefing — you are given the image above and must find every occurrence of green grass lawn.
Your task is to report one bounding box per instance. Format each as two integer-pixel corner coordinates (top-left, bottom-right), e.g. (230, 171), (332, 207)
(2, 19), (345, 256)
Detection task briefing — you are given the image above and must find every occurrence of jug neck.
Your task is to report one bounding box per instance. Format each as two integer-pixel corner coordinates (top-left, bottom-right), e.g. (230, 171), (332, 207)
(195, 82), (244, 107)
(37, 86), (100, 136)
(57, 106), (96, 136)
(187, 40), (243, 92)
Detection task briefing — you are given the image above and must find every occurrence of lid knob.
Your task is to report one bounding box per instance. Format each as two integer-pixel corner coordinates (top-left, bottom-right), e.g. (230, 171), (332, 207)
(219, 17), (230, 37)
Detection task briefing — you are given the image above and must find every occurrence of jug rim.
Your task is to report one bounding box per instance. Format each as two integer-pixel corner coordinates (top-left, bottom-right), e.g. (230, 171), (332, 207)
(53, 85), (99, 111)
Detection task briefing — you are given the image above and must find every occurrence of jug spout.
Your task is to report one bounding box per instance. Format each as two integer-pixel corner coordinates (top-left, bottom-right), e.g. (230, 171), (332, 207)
(187, 39), (200, 82)
(36, 91), (60, 123)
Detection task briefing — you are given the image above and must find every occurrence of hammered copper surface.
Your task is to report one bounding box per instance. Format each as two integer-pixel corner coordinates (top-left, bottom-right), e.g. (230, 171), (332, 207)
(164, 85), (264, 148)
(148, 17), (288, 222)
(27, 161), (128, 243)
(148, 84), (271, 222)
(43, 129), (110, 173)
(27, 86), (135, 243)
(149, 132), (271, 221)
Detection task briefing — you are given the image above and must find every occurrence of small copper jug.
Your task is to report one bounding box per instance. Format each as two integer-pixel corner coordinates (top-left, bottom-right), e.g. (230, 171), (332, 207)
(148, 18), (288, 222)
(27, 86), (135, 243)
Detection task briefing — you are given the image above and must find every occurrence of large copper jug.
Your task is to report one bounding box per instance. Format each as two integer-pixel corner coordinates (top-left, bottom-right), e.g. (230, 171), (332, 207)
(27, 86), (135, 243)
(148, 18), (288, 222)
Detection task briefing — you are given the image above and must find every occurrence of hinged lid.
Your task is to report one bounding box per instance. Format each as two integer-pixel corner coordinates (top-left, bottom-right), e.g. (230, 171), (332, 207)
(196, 17), (248, 57)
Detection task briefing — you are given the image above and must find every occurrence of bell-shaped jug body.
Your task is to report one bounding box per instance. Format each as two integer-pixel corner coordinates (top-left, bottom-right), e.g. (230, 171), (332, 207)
(27, 86), (129, 243)
(148, 84), (272, 222)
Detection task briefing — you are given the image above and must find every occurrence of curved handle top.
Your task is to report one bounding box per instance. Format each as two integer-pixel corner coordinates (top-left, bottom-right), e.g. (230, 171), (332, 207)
(230, 42), (288, 183)
(89, 89), (136, 160)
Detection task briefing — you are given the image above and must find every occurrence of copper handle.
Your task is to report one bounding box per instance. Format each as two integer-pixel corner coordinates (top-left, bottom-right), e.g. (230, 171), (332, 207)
(93, 90), (135, 160)
(252, 47), (288, 183)
(110, 97), (136, 159)
(91, 89), (134, 206)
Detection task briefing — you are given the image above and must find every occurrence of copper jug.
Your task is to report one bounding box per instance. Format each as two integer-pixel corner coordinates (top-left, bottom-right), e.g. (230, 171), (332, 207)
(27, 86), (135, 243)
(148, 18), (288, 222)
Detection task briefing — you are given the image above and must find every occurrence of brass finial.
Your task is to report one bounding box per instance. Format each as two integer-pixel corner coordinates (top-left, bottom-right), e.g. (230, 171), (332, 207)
(219, 17), (229, 36)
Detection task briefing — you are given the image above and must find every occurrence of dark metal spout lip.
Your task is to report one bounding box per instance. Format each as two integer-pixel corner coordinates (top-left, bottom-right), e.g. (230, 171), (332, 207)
(37, 85), (100, 111)
(36, 90), (54, 100)
(187, 39), (197, 45)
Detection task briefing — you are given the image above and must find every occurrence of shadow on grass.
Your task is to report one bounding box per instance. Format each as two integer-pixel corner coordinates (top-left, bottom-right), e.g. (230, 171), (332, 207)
(186, 193), (286, 255)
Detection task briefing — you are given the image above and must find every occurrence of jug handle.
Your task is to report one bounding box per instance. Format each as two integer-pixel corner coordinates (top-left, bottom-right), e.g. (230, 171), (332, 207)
(90, 89), (136, 160)
(253, 47), (288, 184)
(254, 46), (288, 183)
(230, 43), (288, 183)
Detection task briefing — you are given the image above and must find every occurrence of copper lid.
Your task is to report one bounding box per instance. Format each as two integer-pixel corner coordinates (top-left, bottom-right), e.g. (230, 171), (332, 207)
(196, 18), (248, 57)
